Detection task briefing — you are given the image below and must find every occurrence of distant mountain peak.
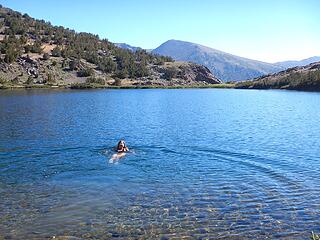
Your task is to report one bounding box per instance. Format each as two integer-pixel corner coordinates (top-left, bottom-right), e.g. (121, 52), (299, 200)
(152, 40), (284, 81)
(114, 43), (141, 52)
(275, 56), (320, 69)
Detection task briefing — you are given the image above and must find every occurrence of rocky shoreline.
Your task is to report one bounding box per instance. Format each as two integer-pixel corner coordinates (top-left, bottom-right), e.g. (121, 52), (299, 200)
(0, 82), (235, 90)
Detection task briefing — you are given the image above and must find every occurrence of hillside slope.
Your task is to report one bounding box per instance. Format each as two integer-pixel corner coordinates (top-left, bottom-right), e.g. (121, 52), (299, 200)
(0, 6), (221, 88)
(274, 56), (320, 69)
(152, 39), (284, 82)
(235, 62), (320, 91)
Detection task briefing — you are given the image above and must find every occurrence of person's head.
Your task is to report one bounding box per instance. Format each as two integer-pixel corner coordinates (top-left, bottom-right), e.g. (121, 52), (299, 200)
(117, 140), (126, 150)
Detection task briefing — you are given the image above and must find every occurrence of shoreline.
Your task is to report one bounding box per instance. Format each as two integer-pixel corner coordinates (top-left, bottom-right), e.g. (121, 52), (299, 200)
(2, 83), (320, 92)
(0, 83), (235, 90)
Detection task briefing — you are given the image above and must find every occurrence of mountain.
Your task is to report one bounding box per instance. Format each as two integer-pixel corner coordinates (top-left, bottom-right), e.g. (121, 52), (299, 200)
(114, 43), (141, 52)
(152, 39), (284, 82)
(275, 56), (320, 69)
(115, 43), (153, 53)
(235, 62), (320, 91)
(0, 6), (221, 89)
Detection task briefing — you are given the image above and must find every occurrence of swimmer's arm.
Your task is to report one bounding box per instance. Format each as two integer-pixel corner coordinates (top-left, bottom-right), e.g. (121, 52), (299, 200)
(116, 147), (129, 153)
(117, 148), (128, 152)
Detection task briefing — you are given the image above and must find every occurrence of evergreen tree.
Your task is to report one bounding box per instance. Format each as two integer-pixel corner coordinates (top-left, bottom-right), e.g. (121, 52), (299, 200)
(51, 46), (62, 57)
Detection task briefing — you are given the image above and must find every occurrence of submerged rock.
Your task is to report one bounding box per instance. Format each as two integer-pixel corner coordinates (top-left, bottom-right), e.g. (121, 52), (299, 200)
(52, 236), (83, 240)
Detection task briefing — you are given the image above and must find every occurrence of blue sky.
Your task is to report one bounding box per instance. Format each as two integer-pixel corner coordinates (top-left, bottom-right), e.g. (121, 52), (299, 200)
(1, 0), (319, 62)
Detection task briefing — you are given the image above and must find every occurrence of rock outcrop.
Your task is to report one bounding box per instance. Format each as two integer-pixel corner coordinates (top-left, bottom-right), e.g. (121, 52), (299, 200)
(177, 62), (222, 84)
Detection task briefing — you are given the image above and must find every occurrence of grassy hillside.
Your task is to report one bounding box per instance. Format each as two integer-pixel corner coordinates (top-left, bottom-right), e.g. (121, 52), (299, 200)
(0, 6), (221, 89)
(235, 62), (320, 91)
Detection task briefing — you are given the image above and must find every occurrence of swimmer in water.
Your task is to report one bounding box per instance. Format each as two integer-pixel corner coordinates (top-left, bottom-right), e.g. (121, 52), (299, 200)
(116, 140), (129, 153)
(110, 140), (129, 162)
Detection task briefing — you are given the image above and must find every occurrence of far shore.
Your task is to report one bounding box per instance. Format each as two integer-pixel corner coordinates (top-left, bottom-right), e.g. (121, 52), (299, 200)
(0, 83), (236, 90)
(2, 83), (320, 92)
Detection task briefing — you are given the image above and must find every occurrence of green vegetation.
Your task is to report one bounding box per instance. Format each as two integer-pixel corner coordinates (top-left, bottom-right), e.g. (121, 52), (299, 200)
(0, 6), (173, 79)
(236, 67), (320, 91)
(45, 73), (55, 84)
(25, 76), (34, 85)
(163, 66), (178, 80)
(77, 68), (94, 77)
(66, 83), (234, 90)
(86, 76), (105, 85)
(51, 46), (62, 57)
(0, 35), (23, 63)
(70, 82), (104, 89)
(114, 78), (122, 86)
(42, 52), (50, 60)
(0, 76), (6, 84)
(0, 5), (222, 88)
(29, 40), (43, 53)
(97, 57), (116, 73)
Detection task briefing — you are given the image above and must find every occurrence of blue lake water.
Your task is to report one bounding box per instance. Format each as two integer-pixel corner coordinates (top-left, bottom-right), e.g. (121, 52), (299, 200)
(0, 88), (319, 239)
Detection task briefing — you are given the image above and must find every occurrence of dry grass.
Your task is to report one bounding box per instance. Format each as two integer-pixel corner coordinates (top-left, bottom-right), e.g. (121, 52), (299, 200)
(42, 43), (56, 54)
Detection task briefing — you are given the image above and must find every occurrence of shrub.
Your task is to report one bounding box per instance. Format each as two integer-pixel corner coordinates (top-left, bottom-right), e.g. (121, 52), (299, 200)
(154, 58), (165, 65)
(77, 68), (94, 77)
(163, 67), (178, 80)
(25, 76), (34, 85)
(97, 57), (116, 73)
(86, 76), (105, 85)
(0, 76), (7, 84)
(24, 44), (32, 53)
(114, 78), (122, 86)
(30, 40), (43, 53)
(69, 60), (79, 70)
(46, 73), (55, 84)
(12, 76), (19, 84)
(114, 69), (128, 79)
(4, 43), (21, 63)
(51, 46), (61, 57)
(42, 53), (50, 60)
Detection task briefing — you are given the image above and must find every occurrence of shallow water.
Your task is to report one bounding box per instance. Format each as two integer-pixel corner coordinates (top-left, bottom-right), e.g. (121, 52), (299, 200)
(0, 88), (319, 239)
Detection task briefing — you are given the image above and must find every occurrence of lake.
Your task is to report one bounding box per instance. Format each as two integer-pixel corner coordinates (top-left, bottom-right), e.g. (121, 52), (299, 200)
(0, 88), (319, 239)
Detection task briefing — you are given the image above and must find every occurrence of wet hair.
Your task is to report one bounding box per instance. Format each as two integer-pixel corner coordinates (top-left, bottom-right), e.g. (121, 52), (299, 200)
(117, 140), (126, 150)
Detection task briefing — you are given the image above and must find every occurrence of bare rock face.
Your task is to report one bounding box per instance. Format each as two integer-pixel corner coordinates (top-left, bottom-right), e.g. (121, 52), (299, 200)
(152, 61), (222, 86)
(179, 63), (222, 84)
(17, 56), (39, 78)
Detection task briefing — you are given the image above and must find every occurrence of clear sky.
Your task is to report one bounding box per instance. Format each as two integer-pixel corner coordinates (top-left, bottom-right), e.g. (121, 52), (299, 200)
(1, 0), (319, 62)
